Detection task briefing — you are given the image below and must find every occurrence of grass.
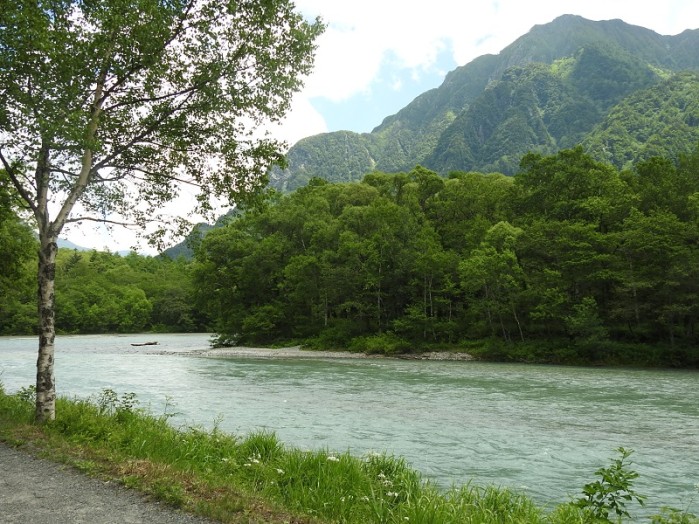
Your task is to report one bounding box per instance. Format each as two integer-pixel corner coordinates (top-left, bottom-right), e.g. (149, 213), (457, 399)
(1, 384), (696, 523)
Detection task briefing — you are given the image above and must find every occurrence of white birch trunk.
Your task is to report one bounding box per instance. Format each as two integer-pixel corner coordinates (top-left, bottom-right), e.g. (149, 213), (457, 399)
(35, 233), (58, 422)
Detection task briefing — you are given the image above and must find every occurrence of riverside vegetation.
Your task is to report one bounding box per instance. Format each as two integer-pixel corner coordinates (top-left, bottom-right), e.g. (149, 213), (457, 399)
(3, 146), (699, 368)
(1, 385), (697, 524)
(193, 147), (699, 368)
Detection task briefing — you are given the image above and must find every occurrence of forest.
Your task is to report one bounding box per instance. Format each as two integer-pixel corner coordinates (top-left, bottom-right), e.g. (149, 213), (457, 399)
(0, 167), (207, 335)
(2, 146), (699, 367)
(195, 147), (699, 367)
(0, 246), (207, 336)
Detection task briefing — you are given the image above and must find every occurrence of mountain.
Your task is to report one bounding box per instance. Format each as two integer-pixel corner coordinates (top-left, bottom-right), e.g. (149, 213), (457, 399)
(161, 222), (213, 259)
(582, 71), (699, 168)
(160, 207), (242, 259)
(57, 238), (90, 251)
(56, 237), (132, 256)
(270, 15), (699, 191)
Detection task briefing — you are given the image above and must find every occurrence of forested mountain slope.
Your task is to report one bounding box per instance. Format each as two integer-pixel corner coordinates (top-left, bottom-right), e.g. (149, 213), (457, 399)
(583, 71), (699, 168)
(269, 15), (699, 191)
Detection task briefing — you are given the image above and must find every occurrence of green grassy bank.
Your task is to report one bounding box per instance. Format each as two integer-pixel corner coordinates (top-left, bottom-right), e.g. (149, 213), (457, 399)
(0, 385), (696, 523)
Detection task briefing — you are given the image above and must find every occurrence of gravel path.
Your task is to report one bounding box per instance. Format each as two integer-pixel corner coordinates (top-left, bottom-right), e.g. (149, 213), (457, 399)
(0, 444), (213, 524)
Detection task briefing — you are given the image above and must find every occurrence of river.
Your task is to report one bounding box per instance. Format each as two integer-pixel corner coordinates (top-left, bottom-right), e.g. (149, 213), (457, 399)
(1, 333), (697, 515)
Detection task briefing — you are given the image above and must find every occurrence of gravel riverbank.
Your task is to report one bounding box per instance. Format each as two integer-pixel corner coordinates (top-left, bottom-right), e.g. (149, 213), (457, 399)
(182, 346), (474, 361)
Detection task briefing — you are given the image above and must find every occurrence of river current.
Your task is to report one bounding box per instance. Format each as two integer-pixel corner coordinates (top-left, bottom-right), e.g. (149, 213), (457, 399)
(1, 333), (697, 515)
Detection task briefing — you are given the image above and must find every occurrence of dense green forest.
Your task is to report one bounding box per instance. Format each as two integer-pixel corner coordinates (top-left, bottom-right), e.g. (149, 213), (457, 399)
(0, 246), (208, 336)
(3, 146), (699, 367)
(0, 171), (36, 334)
(195, 147), (699, 367)
(1, 168), (208, 334)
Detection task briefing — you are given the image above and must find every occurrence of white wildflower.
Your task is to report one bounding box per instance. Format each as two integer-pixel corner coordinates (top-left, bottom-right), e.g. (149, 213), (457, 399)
(276, 468), (285, 475)
(327, 455), (340, 462)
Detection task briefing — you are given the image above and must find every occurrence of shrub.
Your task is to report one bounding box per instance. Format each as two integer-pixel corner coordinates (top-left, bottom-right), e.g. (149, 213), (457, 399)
(575, 447), (646, 522)
(348, 333), (413, 355)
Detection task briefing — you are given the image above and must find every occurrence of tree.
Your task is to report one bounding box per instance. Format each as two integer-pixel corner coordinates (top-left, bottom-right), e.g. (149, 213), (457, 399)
(0, 170), (37, 334)
(0, 170), (36, 284)
(0, 0), (323, 421)
(460, 221), (526, 341)
(513, 146), (631, 232)
(614, 209), (699, 346)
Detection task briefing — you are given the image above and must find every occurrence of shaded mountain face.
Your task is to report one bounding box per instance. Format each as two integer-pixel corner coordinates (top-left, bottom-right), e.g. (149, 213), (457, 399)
(270, 15), (699, 191)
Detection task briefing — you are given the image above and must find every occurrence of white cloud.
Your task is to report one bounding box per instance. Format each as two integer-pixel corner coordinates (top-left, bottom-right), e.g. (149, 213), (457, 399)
(272, 93), (328, 147)
(294, 0), (698, 106)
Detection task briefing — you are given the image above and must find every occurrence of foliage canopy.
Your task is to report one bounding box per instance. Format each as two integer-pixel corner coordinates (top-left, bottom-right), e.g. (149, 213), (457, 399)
(0, 0), (323, 242)
(0, 0), (323, 421)
(195, 148), (699, 367)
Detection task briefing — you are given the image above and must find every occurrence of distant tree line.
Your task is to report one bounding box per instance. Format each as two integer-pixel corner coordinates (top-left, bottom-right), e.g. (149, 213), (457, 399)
(0, 246), (207, 335)
(194, 146), (699, 367)
(3, 147), (699, 367)
(2, 167), (208, 335)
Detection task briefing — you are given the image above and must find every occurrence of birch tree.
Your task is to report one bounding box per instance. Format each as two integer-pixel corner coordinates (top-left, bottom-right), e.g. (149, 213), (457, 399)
(0, 0), (322, 422)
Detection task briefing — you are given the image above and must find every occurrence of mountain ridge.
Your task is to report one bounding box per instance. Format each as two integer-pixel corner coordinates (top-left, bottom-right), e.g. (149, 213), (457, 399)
(269, 15), (699, 191)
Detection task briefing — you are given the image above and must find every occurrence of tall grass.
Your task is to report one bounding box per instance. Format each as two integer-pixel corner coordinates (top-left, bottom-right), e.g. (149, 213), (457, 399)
(0, 385), (696, 523)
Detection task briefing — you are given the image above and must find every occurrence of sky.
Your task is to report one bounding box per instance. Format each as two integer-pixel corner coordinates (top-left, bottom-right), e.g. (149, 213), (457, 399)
(271, 0), (699, 145)
(65, 0), (699, 253)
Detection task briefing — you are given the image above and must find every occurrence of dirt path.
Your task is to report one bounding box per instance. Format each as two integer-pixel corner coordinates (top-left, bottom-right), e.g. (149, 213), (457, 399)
(0, 443), (213, 524)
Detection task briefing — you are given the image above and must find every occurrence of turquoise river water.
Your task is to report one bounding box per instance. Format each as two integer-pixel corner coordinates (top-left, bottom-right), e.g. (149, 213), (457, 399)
(1, 333), (697, 516)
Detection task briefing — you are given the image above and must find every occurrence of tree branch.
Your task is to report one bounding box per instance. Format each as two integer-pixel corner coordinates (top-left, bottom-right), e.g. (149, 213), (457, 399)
(50, 167), (79, 178)
(93, 88), (198, 172)
(63, 215), (138, 227)
(101, 1), (196, 103)
(123, 166), (204, 188)
(102, 83), (200, 113)
(53, 68), (109, 232)
(35, 138), (52, 229)
(0, 149), (39, 215)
